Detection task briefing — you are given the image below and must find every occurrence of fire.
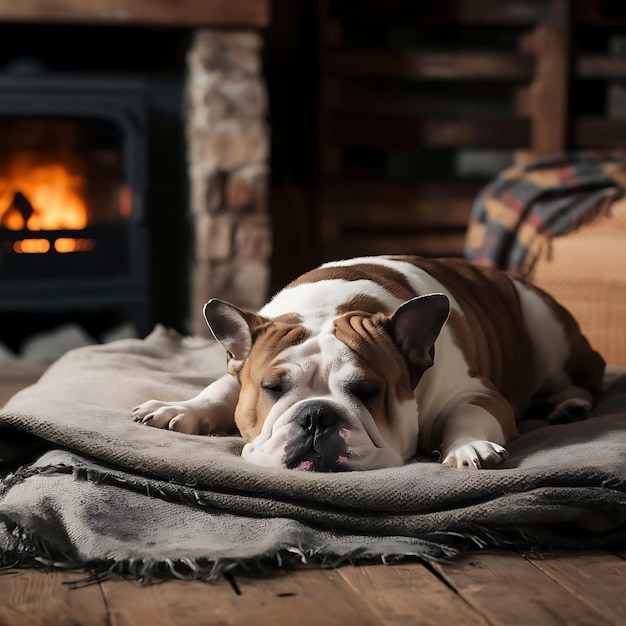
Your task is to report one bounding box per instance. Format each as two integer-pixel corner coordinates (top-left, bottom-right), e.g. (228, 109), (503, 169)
(54, 237), (95, 253)
(13, 238), (51, 254)
(0, 153), (88, 231)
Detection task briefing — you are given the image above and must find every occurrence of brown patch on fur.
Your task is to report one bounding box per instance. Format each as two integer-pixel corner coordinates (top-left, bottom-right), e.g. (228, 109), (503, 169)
(392, 255), (604, 420)
(288, 264), (416, 304)
(235, 322), (310, 441)
(336, 295), (387, 316)
(393, 256), (538, 419)
(271, 312), (303, 325)
(334, 312), (415, 433)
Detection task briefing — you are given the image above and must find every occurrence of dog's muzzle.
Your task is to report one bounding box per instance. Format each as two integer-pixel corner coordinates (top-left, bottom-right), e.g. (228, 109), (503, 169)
(282, 401), (350, 472)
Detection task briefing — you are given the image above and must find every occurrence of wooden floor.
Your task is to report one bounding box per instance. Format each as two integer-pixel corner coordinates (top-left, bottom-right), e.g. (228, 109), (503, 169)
(1, 367), (625, 626)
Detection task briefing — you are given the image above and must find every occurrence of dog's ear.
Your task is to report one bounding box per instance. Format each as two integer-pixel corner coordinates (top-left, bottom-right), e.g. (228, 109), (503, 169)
(388, 294), (450, 384)
(204, 299), (269, 363)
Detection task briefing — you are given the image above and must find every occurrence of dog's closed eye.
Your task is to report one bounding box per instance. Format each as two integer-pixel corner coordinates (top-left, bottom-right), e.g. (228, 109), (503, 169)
(261, 380), (285, 396)
(347, 382), (381, 404)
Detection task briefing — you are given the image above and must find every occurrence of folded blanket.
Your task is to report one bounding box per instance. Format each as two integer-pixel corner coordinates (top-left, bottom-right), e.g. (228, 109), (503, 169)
(464, 150), (626, 276)
(1, 326), (625, 581)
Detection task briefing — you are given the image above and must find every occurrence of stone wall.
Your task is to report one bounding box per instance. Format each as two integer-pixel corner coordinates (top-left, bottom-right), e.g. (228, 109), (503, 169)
(186, 30), (271, 337)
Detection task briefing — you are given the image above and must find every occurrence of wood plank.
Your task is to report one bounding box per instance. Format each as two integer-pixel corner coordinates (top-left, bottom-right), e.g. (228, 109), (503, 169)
(339, 562), (490, 626)
(572, 117), (626, 148)
(578, 55), (626, 78)
(0, 364), (47, 408)
(322, 49), (533, 80)
(524, 0), (569, 156)
(325, 199), (472, 229)
(101, 568), (383, 626)
(317, 0), (343, 181)
(329, 0), (547, 25)
(321, 182), (479, 229)
(433, 551), (613, 626)
(0, 569), (108, 626)
(329, 113), (530, 149)
(317, 77), (344, 181)
(323, 232), (467, 259)
(525, 551), (626, 625)
(0, 0), (269, 28)
(0, 382), (34, 408)
(0, 364), (47, 385)
(575, 0), (626, 26)
(317, 0), (342, 47)
(337, 83), (515, 117)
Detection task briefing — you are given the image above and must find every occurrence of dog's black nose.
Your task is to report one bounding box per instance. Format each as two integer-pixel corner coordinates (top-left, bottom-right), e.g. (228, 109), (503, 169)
(284, 402), (347, 472)
(284, 403), (348, 472)
(296, 402), (338, 433)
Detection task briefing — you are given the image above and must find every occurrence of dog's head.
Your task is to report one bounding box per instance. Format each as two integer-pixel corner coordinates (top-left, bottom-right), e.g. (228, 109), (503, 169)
(204, 294), (449, 471)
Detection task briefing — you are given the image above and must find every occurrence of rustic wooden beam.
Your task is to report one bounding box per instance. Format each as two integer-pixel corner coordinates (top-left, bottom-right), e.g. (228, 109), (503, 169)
(322, 49), (534, 80)
(575, 0), (626, 26)
(0, 0), (269, 28)
(316, 0), (343, 184)
(329, 113), (530, 149)
(524, 0), (570, 156)
(328, 0), (547, 25)
(337, 82), (514, 117)
(572, 117), (626, 148)
(321, 181), (482, 229)
(324, 231), (468, 260)
(577, 55), (626, 78)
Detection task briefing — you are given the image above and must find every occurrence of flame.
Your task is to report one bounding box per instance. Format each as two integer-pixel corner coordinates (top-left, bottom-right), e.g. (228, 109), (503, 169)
(54, 237), (95, 253)
(10, 237), (96, 254)
(13, 238), (51, 254)
(0, 153), (88, 231)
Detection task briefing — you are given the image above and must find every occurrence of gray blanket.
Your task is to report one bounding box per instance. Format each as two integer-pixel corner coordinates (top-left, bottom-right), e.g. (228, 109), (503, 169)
(1, 326), (625, 581)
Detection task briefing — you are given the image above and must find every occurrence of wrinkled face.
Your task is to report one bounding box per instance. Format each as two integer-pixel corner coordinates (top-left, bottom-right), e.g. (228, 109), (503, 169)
(234, 313), (419, 471)
(205, 292), (449, 472)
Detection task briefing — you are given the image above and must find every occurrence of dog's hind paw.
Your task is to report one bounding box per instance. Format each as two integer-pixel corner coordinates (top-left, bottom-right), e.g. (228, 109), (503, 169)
(547, 397), (592, 424)
(441, 440), (509, 470)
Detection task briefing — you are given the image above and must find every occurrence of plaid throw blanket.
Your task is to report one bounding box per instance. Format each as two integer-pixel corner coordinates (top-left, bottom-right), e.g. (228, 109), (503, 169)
(464, 151), (626, 276)
(1, 327), (625, 582)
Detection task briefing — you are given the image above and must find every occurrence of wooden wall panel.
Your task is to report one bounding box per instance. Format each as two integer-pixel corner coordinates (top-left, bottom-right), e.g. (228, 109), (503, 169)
(314, 0), (552, 263)
(0, 0), (269, 27)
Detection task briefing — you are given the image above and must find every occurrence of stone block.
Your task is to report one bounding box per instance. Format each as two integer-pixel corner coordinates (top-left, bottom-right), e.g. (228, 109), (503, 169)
(188, 121), (268, 171)
(217, 75), (267, 120)
(226, 162), (268, 212)
(186, 75), (228, 128)
(194, 212), (234, 262)
(187, 74), (266, 128)
(189, 166), (223, 214)
(234, 214), (272, 262)
(188, 30), (262, 77)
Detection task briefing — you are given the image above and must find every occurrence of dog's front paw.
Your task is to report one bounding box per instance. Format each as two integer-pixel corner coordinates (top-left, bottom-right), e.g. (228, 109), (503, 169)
(132, 400), (208, 435)
(440, 440), (509, 470)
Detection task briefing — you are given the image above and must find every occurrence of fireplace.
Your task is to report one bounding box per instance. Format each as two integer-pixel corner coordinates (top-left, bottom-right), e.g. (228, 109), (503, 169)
(0, 74), (151, 337)
(0, 5), (271, 356)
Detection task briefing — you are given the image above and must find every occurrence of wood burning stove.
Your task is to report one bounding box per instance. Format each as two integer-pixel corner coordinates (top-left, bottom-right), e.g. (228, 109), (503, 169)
(0, 74), (150, 336)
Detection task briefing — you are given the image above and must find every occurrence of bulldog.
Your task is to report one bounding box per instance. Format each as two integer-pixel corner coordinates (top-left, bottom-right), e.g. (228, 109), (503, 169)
(133, 255), (605, 471)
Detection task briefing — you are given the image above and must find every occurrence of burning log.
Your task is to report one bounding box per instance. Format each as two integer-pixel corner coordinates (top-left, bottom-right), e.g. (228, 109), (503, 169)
(1, 191), (37, 229)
